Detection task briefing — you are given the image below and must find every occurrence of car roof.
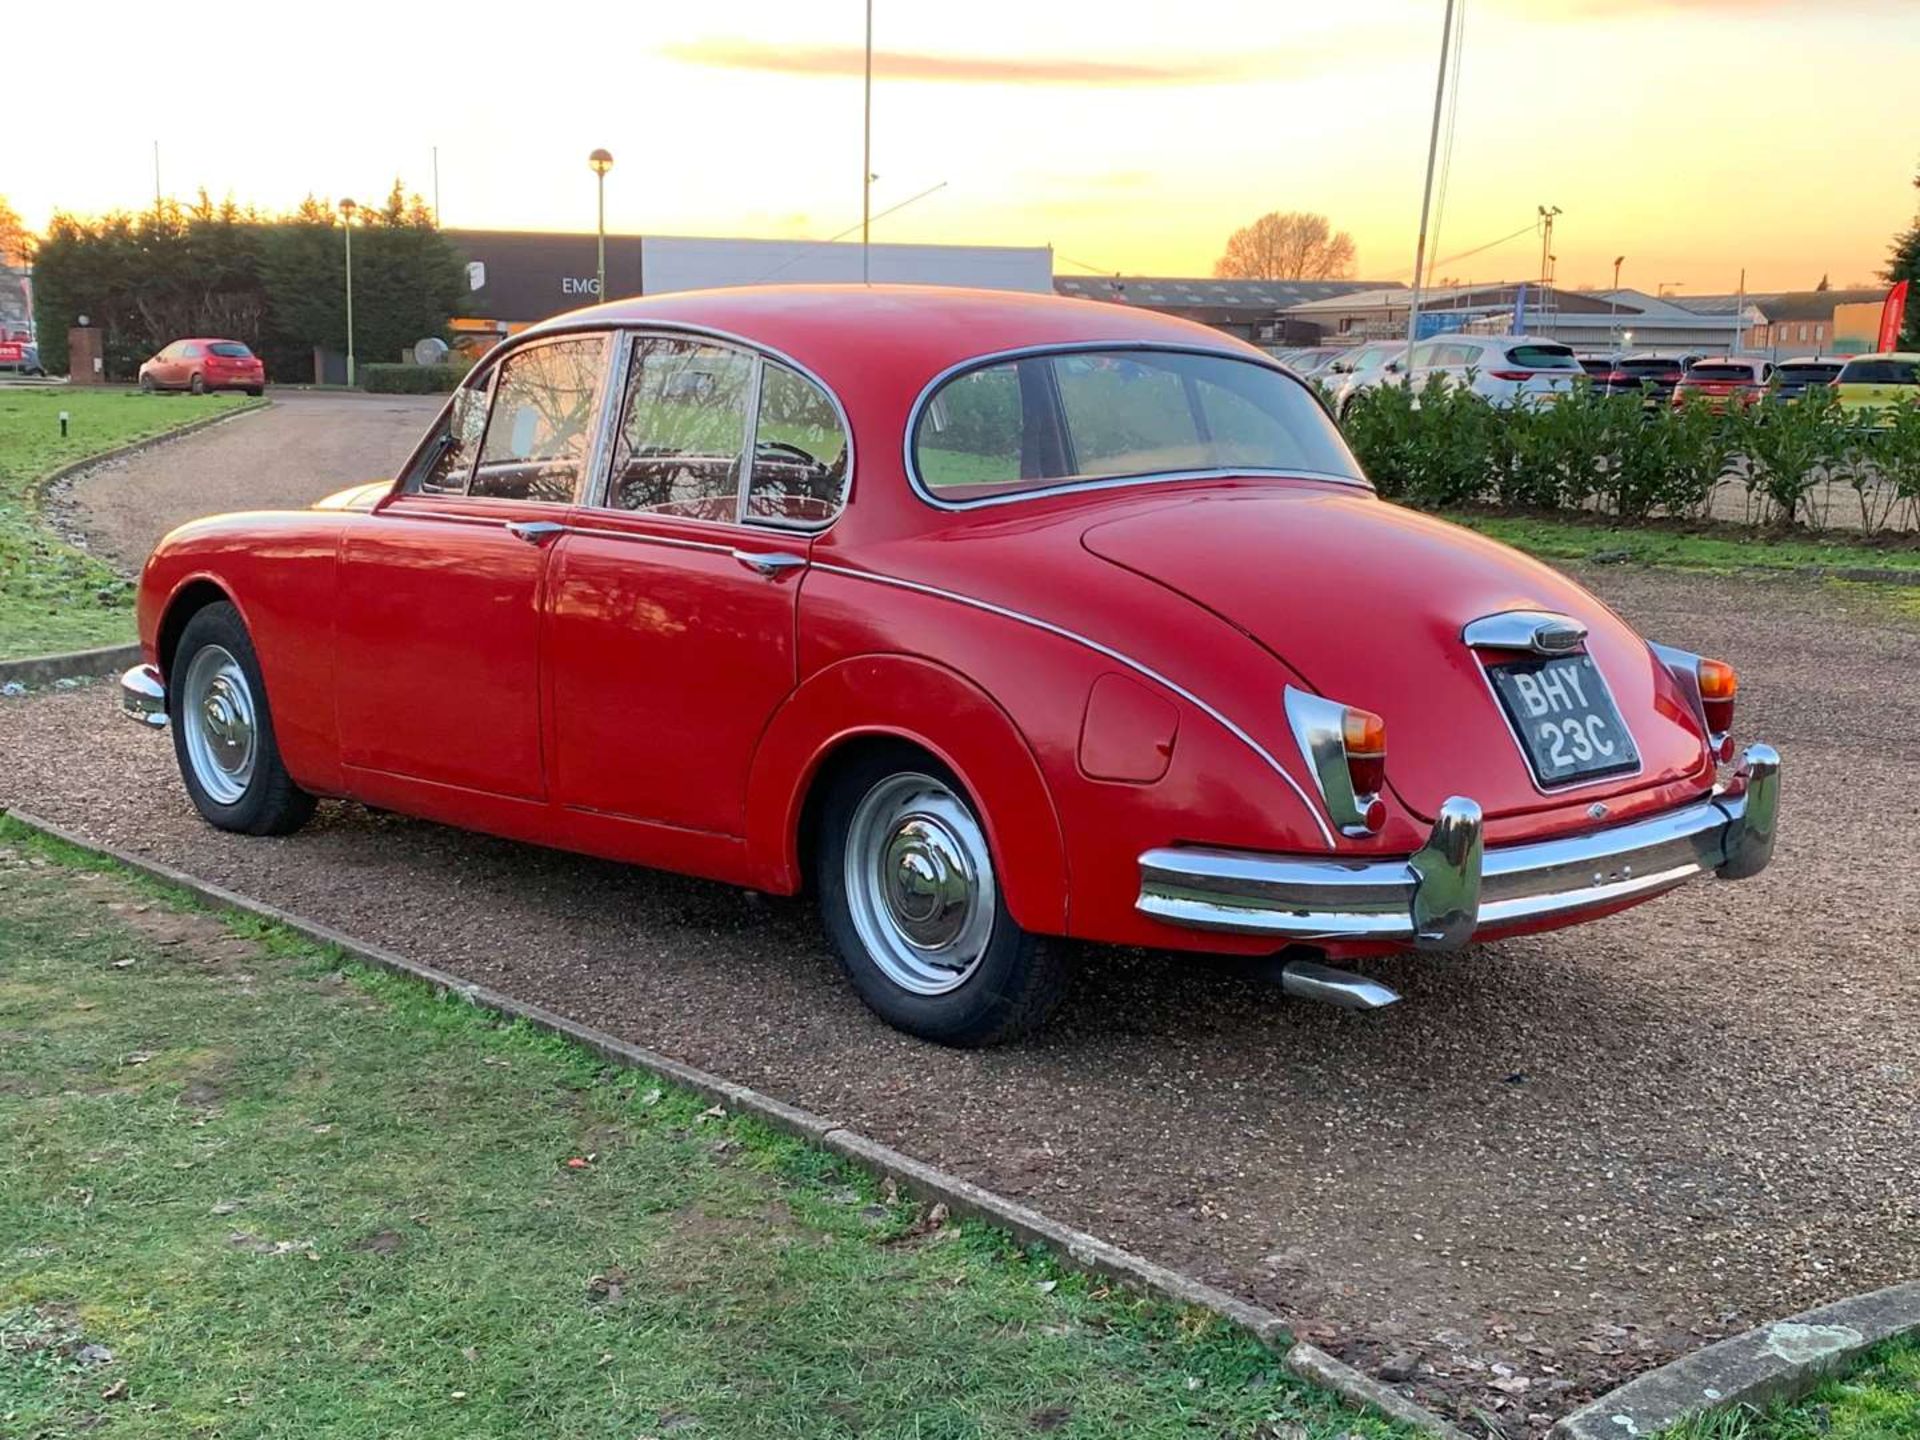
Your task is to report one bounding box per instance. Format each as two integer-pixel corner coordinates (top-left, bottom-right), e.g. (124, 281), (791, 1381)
(1840, 351), (1920, 364)
(519, 285), (1268, 392)
(1777, 356), (1845, 366)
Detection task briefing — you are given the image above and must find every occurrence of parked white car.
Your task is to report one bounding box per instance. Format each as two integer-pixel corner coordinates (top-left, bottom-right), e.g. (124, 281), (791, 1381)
(1401, 335), (1585, 408)
(1320, 341), (1410, 416)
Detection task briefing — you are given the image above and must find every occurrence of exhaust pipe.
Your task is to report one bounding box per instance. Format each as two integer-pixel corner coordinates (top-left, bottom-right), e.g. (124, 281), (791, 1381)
(1277, 958), (1401, 1011)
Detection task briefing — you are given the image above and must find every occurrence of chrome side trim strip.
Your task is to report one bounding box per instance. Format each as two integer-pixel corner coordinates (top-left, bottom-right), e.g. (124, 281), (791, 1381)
(812, 562), (1336, 848)
(564, 524), (735, 557)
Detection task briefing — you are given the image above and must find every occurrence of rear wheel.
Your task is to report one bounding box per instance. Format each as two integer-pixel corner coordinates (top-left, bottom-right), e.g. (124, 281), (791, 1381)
(817, 746), (1067, 1046)
(169, 602), (315, 836)
(189, 372), (206, 395)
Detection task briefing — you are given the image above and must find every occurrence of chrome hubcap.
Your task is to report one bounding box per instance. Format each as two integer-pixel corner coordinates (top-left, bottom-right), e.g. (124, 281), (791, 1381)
(844, 773), (995, 995)
(181, 644), (256, 805)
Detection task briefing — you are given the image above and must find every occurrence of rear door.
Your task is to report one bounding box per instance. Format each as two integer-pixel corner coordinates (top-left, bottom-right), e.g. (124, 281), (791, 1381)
(545, 333), (850, 835)
(335, 331), (613, 801)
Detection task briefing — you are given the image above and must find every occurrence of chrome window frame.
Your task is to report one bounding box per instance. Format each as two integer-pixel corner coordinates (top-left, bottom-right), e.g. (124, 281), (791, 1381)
(582, 324), (855, 535)
(903, 340), (1369, 513)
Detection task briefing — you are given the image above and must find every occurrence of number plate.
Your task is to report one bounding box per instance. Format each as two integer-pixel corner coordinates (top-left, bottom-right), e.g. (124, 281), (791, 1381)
(1486, 655), (1639, 787)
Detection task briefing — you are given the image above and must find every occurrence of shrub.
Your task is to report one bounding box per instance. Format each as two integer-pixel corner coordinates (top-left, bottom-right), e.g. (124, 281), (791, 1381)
(360, 361), (470, 394)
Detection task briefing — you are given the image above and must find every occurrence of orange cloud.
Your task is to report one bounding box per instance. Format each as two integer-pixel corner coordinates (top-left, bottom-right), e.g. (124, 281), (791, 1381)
(664, 39), (1263, 85)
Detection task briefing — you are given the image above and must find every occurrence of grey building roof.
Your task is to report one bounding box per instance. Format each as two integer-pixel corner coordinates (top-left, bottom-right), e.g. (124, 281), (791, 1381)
(1658, 290), (1882, 321)
(1052, 276), (1396, 313)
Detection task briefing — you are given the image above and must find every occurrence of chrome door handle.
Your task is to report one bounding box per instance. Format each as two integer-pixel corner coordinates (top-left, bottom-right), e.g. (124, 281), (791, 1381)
(731, 549), (808, 578)
(507, 520), (569, 545)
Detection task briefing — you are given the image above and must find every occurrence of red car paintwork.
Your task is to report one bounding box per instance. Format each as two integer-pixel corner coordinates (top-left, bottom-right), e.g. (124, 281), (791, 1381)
(138, 337), (266, 393)
(133, 286), (1725, 961)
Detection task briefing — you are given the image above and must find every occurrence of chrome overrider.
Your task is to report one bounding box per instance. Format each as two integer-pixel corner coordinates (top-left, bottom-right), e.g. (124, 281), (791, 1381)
(120, 663), (168, 728)
(1138, 744), (1780, 948)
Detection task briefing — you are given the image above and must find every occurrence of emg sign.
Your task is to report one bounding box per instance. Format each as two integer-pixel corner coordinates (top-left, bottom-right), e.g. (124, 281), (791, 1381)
(562, 277), (602, 296)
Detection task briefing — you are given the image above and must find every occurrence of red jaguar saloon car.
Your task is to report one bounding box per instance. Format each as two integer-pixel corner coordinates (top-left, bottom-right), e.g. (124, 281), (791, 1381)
(120, 287), (1779, 1045)
(138, 338), (266, 396)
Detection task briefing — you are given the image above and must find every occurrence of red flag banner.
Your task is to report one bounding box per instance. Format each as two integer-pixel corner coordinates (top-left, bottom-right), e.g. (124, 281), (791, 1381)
(1878, 281), (1910, 353)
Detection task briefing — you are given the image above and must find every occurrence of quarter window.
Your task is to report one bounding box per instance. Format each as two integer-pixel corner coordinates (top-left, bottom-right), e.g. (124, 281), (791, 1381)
(470, 335), (608, 503)
(607, 337), (755, 520)
(415, 382), (489, 494)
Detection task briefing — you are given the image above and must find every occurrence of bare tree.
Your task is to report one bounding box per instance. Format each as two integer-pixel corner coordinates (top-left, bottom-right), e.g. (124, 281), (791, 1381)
(1213, 212), (1356, 281)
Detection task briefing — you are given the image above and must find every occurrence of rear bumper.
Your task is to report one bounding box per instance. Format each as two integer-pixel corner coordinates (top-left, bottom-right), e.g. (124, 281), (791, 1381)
(1138, 744), (1779, 950)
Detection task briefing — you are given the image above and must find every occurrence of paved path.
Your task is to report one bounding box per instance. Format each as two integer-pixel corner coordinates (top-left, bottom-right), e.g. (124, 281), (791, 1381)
(54, 391), (441, 570)
(3, 564), (1915, 1435)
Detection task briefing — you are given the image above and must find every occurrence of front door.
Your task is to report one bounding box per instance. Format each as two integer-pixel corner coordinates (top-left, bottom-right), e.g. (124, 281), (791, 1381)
(546, 334), (851, 836)
(335, 331), (613, 804)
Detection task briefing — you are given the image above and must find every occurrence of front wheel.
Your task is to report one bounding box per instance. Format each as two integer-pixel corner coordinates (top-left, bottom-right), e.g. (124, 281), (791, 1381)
(817, 747), (1068, 1046)
(139, 372), (155, 393)
(169, 602), (316, 836)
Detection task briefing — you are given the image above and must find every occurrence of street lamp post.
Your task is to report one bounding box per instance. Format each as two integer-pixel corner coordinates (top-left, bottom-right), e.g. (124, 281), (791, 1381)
(1611, 254), (1625, 354)
(339, 198), (357, 387)
(589, 149), (614, 300)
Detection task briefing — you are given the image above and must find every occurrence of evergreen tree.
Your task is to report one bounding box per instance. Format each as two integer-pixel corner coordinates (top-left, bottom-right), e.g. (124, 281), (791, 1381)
(1885, 164), (1920, 349)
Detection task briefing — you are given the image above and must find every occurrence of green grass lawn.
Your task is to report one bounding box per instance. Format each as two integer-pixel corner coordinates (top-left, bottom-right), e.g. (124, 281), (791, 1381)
(0, 818), (1410, 1440)
(1660, 1334), (1920, 1440)
(1445, 510), (1920, 578)
(0, 389), (256, 662)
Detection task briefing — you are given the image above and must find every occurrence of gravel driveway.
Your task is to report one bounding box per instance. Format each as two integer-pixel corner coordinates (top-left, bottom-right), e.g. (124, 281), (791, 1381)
(3, 564), (1915, 1432)
(49, 391), (442, 569)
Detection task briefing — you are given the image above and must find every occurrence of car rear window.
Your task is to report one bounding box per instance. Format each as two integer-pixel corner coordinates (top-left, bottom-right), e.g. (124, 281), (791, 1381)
(1505, 344), (1579, 370)
(913, 348), (1362, 503)
(1621, 359), (1681, 376)
(1580, 359), (1612, 376)
(1687, 364), (1753, 381)
(208, 342), (253, 358)
(1837, 358), (1919, 385)
(1777, 363), (1843, 381)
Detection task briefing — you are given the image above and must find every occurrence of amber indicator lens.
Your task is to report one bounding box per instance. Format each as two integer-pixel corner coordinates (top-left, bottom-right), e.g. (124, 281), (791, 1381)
(1342, 707), (1386, 798)
(1699, 659), (1736, 737)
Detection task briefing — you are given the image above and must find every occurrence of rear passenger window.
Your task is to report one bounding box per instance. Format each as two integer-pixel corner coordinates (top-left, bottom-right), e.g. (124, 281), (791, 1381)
(470, 334), (608, 503)
(606, 338), (755, 520)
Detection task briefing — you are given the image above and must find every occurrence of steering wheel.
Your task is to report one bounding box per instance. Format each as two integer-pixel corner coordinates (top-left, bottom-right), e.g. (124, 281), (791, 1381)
(756, 438), (825, 470)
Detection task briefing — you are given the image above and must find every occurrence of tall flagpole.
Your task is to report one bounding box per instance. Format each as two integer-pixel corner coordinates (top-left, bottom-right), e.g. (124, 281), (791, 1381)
(1403, 0), (1457, 378)
(862, 0), (873, 284)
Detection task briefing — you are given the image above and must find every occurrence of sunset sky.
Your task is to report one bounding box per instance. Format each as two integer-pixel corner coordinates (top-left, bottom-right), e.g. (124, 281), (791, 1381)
(8, 0), (1915, 293)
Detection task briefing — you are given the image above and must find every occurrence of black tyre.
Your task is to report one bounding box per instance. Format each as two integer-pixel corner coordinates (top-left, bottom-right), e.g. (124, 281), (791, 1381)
(189, 372), (206, 395)
(245, 386), (264, 397)
(816, 745), (1068, 1046)
(168, 602), (316, 836)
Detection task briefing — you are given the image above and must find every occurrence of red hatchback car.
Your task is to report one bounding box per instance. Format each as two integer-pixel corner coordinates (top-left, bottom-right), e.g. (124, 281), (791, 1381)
(1672, 357), (1770, 411)
(138, 337), (265, 396)
(119, 287), (1779, 1045)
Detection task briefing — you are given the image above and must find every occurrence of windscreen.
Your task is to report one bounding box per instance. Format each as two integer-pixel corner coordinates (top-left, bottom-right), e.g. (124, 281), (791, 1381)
(913, 349), (1363, 503)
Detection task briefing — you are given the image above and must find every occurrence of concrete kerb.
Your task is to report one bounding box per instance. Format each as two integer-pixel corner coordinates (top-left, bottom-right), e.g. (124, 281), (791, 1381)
(3, 398), (270, 685)
(1, 804), (1467, 1439)
(0, 643), (143, 690)
(1552, 1280), (1920, 1440)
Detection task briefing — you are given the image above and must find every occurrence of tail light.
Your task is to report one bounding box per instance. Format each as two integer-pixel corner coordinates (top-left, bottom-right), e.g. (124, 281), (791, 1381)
(1604, 371), (1630, 384)
(1699, 658), (1737, 750)
(1342, 707), (1387, 805)
(1285, 688), (1389, 836)
(1487, 369), (1533, 382)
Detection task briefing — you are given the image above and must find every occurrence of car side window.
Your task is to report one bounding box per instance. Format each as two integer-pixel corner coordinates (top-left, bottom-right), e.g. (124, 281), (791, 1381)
(605, 337), (755, 520)
(746, 361), (849, 526)
(180, 343), (201, 360)
(414, 382), (489, 495)
(470, 334), (608, 503)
